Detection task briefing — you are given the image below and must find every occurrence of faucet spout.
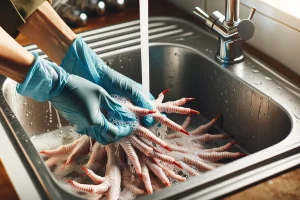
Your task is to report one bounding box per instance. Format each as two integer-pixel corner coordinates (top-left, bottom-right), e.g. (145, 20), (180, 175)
(225, 0), (240, 25)
(193, 2), (255, 64)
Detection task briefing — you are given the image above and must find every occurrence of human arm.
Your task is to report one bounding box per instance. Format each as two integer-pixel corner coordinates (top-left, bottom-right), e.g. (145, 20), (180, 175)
(18, 1), (76, 65)
(0, 26), (33, 83)
(17, 1), (156, 126)
(16, 53), (137, 144)
(0, 26), (135, 144)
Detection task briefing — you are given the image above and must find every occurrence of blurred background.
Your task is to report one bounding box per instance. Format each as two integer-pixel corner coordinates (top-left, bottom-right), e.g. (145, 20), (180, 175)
(52, 0), (127, 27)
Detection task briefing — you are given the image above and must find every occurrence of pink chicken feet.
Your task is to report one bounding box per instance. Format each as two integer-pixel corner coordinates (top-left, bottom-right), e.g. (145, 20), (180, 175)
(121, 164), (145, 195)
(119, 135), (182, 180)
(110, 90), (198, 193)
(67, 144), (184, 198)
(40, 89), (248, 200)
(163, 115), (246, 175)
(67, 144), (121, 200)
(124, 89), (199, 135)
(41, 89), (196, 188)
(40, 135), (107, 173)
(114, 89), (199, 177)
(40, 135), (91, 167)
(139, 154), (186, 194)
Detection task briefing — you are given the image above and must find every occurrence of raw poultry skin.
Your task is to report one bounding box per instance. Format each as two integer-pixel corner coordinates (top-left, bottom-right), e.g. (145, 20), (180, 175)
(40, 89), (246, 199)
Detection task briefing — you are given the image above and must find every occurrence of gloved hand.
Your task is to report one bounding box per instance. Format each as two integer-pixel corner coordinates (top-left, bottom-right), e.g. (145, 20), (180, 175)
(17, 53), (136, 144)
(61, 36), (155, 126)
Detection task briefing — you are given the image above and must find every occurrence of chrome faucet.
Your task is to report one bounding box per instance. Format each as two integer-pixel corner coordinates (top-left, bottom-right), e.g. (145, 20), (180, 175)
(193, 0), (256, 64)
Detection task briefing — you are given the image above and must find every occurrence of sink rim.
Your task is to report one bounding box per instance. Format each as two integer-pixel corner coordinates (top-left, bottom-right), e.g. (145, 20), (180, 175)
(0, 17), (299, 200)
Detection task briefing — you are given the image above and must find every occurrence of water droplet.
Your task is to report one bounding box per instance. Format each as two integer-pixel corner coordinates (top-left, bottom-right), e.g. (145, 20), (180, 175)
(265, 77), (272, 81)
(30, 122), (33, 125)
(121, 66), (124, 68)
(277, 87), (281, 90)
(26, 114), (29, 117)
(210, 50), (212, 53)
(206, 49), (209, 51)
(253, 70), (259, 73)
(175, 38), (184, 41)
(47, 129), (49, 132)
(60, 130), (63, 133)
(174, 53), (177, 56)
(254, 81), (262, 85)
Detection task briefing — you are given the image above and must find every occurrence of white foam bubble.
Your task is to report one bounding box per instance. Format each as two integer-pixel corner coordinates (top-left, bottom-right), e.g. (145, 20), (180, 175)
(31, 126), (78, 152)
(108, 95), (140, 130)
(120, 189), (136, 200)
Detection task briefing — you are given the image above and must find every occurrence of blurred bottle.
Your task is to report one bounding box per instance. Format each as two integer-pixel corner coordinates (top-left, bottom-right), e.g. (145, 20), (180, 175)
(53, 0), (88, 26)
(70, 0), (106, 16)
(104, 0), (126, 11)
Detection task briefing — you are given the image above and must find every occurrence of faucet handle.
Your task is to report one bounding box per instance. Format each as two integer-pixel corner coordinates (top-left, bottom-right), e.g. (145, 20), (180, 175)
(248, 7), (256, 20)
(193, 7), (209, 22)
(237, 19), (255, 41)
(235, 7), (256, 42)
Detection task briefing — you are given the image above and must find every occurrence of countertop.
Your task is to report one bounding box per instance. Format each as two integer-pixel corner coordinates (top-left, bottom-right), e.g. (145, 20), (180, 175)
(0, 159), (19, 199)
(10, 0), (300, 199)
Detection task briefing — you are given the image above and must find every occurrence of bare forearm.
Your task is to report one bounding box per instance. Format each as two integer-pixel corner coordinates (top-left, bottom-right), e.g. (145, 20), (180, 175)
(0, 27), (33, 83)
(18, 1), (77, 65)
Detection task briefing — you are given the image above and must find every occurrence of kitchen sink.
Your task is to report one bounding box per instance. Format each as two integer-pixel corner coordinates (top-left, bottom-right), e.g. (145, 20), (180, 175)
(1, 17), (300, 200)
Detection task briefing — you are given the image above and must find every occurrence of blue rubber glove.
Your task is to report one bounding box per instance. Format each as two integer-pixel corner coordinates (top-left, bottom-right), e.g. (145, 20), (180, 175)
(61, 36), (155, 126)
(17, 53), (136, 144)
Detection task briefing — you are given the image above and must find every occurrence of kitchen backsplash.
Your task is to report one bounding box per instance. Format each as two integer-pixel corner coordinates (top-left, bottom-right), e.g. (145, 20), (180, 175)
(169, 0), (300, 76)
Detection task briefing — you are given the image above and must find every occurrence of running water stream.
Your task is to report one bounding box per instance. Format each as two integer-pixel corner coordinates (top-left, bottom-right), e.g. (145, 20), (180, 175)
(139, 0), (150, 95)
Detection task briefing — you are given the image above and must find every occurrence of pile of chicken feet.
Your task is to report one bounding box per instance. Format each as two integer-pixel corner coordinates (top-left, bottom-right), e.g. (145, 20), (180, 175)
(40, 89), (246, 200)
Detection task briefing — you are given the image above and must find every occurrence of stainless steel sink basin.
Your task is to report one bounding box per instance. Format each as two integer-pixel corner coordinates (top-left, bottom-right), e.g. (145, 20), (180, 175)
(1, 17), (300, 200)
